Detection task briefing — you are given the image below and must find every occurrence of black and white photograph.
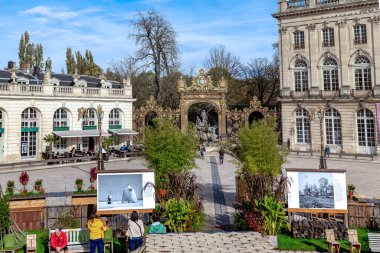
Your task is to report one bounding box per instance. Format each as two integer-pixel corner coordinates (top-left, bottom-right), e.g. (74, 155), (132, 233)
(97, 173), (144, 211)
(298, 172), (335, 209)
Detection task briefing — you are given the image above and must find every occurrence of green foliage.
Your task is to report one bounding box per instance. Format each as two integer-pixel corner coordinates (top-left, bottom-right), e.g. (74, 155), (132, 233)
(163, 198), (203, 233)
(255, 196), (290, 236)
(66, 48), (103, 76)
(45, 57), (52, 72)
(18, 32), (45, 70)
(104, 137), (114, 150)
(236, 118), (284, 175)
(54, 212), (80, 229)
(0, 195), (11, 232)
(144, 119), (197, 188)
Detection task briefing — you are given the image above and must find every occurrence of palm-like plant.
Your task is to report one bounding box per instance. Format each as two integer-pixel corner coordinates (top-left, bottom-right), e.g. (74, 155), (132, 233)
(43, 134), (60, 159)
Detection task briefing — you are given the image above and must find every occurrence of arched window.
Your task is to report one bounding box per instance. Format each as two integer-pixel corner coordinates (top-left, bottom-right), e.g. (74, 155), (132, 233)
(295, 108), (311, 144)
(325, 108), (341, 145)
(323, 58), (339, 91)
(354, 56), (372, 90)
(53, 108), (69, 130)
(109, 109), (121, 129)
(294, 60), (309, 92)
(82, 109), (97, 130)
(357, 109), (375, 149)
(21, 108), (39, 158)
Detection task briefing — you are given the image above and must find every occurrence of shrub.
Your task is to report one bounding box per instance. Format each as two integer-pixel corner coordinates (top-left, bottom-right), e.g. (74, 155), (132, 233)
(255, 196), (290, 236)
(6, 180), (15, 195)
(0, 194), (12, 232)
(144, 119), (197, 188)
(19, 171), (29, 187)
(234, 200), (263, 232)
(54, 212), (80, 229)
(163, 198), (204, 233)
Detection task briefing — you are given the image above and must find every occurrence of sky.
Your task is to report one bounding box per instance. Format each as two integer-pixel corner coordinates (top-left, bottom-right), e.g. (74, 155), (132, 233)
(0, 0), (279, 73)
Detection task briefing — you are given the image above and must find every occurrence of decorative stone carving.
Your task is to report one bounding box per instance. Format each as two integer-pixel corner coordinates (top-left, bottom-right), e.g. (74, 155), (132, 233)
(123, 77), (131, 87)
(281, 27), (288, 34)
(306, 23), (316, 30)
(72, 68), (80, 82)
(11, 71), (17, 84)
(44, 70), (51, 84)
(75, 79), (87, 88)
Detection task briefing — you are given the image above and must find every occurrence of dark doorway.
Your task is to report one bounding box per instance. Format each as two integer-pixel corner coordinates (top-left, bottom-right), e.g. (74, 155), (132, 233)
(145, 111), (158, 127)
(89, 137), (95, 152)
(248, 111), (264, 125)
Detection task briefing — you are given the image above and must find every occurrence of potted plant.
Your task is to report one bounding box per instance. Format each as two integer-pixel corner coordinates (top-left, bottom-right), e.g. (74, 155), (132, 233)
(75, 178), (84, 191)
(347, 184), (356, 200)
(34, 179), (43, 192)
(19, 171), (29, 193)
(6, 180), (15, 195)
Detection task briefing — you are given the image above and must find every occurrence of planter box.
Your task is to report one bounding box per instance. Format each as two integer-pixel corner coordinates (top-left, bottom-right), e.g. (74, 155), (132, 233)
(9, 196), (46, 209)
(72, 194), (97, 205)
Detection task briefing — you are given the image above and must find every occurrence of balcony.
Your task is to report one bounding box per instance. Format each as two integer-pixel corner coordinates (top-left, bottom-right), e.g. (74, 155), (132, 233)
(281, 87), (377, 100)
(0, 83), (132, 99)
(280, 0), (370, 13)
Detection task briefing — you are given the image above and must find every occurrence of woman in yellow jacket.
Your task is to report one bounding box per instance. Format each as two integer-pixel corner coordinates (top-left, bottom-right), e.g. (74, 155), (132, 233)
(87, 213), (107, 253)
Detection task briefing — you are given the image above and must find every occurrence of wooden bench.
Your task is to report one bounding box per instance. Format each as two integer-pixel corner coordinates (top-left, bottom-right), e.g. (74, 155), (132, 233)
(368, 233), (380, 253)
(49, 228), (90, 252)
(348, 229), (361, 253)
(326, 229), (341, 253)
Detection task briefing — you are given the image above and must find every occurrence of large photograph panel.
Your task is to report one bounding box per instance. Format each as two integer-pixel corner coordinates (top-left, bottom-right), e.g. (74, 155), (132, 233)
(97, 171), (155, 211)
(298, 172), (334, 209)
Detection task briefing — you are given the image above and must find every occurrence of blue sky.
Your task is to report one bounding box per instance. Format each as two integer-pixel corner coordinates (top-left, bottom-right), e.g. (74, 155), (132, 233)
(0, 0), (279, 73)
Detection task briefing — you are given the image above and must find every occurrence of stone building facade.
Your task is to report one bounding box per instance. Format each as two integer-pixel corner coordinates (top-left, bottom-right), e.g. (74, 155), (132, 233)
(273, 0), (380, 155)
(0, 67), (136, 163)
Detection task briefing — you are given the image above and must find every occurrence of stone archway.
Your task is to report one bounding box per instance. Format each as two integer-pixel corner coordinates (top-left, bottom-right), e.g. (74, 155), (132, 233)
(178, 69), (228, 140)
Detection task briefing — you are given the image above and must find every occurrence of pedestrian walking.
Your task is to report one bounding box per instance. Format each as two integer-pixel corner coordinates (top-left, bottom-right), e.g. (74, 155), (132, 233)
(219, 147), (225, 165)
(287, 138), (290, 151)
(325, 146), (330, 158)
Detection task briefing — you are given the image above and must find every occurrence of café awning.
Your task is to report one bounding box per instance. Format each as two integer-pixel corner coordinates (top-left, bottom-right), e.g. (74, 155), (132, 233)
(108, 128), (138, 135)
(53, 130), (109, 138)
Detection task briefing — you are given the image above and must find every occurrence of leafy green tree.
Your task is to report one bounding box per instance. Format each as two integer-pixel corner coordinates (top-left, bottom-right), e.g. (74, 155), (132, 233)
(43, 134), (60, 159)
(66, 48), (76, 74)
(144, 119), (197, 188)
(235, 118), (284, 175)
(0, 189), (11, 232)
(33, 43), (44, 70)
(18, 31), (30, 69)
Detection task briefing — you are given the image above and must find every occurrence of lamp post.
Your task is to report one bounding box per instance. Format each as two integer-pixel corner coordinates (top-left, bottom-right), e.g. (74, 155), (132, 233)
(78, 105), (105, 170)
(317, 107), (327, 169)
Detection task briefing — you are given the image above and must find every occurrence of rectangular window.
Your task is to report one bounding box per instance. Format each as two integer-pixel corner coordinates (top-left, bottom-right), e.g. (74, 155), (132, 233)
(295, 71), (308, 92)
(355, 68), (372, 90)
(354, 24), (367, 44)
(82, 137), (89, 148)
(294, 31), (305, 49)
(296, 118), (311, 144)
(323, 69), (339, 91)
(322, 28), (334, 47)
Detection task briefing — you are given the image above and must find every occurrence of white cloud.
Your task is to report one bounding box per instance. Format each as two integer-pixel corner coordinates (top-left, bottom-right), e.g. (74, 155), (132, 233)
(19, 6), (101, 21)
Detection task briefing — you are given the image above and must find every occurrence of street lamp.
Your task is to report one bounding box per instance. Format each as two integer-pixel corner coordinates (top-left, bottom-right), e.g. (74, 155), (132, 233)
(317, 107), (327, 169)
(78, 105), (105, 170)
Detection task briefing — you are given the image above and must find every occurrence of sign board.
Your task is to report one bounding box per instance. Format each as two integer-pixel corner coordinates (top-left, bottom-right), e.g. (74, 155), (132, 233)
(97, 170), (155, 214)
(286, 169), (347, 213)
(21, 141), (28, 155)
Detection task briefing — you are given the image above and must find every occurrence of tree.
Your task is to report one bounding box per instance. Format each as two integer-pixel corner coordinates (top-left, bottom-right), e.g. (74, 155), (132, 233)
(65, 48), (103, 76)
(33, 43), (44, 70)
(204, 45), (241, 79)
(242, 44), (280, 107)
(66, 48), (76, 74)
(0, 185), (11, 232)
(18, 31), (30, 69)
(130, 10), (180, 105)
(144, 119), (197, 188)
(234, 118), (284, 175)
(43, 134), (60, 159)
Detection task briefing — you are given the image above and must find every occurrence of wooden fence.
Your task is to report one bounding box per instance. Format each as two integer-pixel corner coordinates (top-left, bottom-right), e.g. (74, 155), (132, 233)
(11, 208), (44, 231)
(348, 202), (380, 228)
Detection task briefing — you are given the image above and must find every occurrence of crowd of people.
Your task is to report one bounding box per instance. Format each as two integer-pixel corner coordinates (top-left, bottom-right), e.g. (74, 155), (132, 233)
(49, 210), (165, 253)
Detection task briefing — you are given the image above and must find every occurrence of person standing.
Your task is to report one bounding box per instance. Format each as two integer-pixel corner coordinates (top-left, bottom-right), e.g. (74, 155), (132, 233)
(219, 147), (225, 165)
(87, 213), (107, 253)
(50, 228), (68, 253)
(287, 138), (291, 151)
(127, 211), (144, 252)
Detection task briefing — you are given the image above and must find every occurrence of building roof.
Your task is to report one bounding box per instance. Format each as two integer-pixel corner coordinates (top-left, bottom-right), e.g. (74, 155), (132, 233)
(0, 69), (123, 88)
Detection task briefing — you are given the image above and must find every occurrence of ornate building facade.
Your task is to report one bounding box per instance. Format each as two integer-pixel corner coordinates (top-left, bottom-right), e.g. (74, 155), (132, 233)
(273, 0), (380, 155)
(0, 66), (136, 163)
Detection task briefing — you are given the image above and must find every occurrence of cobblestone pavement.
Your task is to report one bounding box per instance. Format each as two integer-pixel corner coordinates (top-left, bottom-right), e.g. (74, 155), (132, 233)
(144, 232), (319, 253)
(283, 153), (380, 200)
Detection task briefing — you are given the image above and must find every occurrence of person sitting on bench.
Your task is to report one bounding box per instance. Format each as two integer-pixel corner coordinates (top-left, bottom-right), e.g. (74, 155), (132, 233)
(50, 227), (68, 253)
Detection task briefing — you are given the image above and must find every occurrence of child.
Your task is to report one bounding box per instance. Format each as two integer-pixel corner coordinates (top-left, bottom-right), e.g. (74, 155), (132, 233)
(148, 214), (165, 234)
